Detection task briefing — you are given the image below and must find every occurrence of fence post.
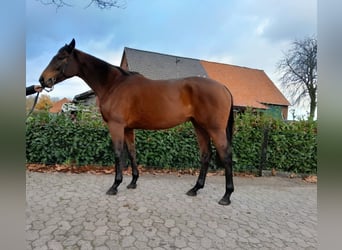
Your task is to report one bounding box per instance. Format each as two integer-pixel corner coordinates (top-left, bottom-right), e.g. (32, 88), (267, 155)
(259, 126), (270, 176)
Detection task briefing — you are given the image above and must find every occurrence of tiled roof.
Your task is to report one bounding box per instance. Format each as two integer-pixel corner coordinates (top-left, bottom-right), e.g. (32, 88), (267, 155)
(120, 48), (290, 109)
(123, 47), (208, 80)
(49, 98), (71, 113)
(200, 60), (290, 108)
(73, 90), (95, 102)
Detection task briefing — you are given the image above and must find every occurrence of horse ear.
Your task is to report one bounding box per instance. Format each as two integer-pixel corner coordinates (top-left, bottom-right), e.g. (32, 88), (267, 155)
(66, 39), (76, 53)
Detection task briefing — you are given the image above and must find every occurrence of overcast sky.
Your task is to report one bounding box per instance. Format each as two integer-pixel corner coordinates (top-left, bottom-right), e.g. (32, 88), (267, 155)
(26, 0), (316, 116)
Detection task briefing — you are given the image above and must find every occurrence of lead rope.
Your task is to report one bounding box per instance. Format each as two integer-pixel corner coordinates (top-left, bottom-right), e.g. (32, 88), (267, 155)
(26, 92), (40, 118)
(26, 86), (54, 119)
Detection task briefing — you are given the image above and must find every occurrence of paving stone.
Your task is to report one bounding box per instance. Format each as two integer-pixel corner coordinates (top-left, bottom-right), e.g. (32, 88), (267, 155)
(47, 240), (63, 250)
(134, 240), (149, 249)
(93, 225), (108, 236)
(81, 230), (95, 241)
(77, 240), (93, 250)
(120, 226), (133, 236)
(63, 235), (81, 247)
(174, 236), (188, 248)
(58, 221), (71, 231)
(119, 218), (131, 227)
(83, 221), (96, 231)
(144, 227), (157, 237)
(105, 240), (121, 249)
(26, 230), (39, 241)
(93, 235), (109, 247)
(169, 227), (181, 237)
(133, 231), (148, 242)
(215, 228), (227, 238)
(147, 237), (161, 248)
(32, 220), (45, 230)
(94, 246), (109, 250)
(200, 237), (212, 249)
(32, 245), (48, 250)
(121, 235), (136, 248)
(165, 218), (176, 228)
(26, 171), (317, 250)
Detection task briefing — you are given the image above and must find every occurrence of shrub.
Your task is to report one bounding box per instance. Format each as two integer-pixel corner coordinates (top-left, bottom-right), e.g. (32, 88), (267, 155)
(26, 110), (317, 174)
(26, 111), (114, 166)
(233, 110), (317, 173)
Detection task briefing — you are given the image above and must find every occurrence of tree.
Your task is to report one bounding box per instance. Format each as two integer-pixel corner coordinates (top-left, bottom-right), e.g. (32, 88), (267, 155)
(35, 94), (53, 111)
(277, 36), (317, 120)
(38, 0), (126, 9)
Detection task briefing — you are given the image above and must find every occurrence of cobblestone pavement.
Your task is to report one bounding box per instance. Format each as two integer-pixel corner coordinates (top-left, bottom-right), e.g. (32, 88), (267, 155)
(26, 171), (317, 249)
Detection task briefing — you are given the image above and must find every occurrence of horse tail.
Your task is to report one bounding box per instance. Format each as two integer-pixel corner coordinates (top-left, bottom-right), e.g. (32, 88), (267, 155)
(226, 95), (234, 146)
(215, 90), (234, 169)
(216, 94), (234, 169)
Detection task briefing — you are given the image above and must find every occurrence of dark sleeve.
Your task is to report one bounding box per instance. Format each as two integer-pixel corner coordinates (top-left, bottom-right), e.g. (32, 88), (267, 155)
(26, 85), (36, 96)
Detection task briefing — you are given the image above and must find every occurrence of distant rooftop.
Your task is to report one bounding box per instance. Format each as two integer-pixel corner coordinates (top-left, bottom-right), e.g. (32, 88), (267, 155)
(122, 47), (208, 80)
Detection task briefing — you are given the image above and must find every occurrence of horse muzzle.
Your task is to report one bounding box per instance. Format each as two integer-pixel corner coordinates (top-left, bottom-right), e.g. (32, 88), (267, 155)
(39, 76), (56, 88)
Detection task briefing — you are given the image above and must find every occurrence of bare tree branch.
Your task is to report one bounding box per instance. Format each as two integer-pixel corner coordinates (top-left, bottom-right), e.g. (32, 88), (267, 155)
(277, 36), (317, 119)
(85, 0), (126, 9)
(39, 0), (72, 8)
(38, 0), (126, 9)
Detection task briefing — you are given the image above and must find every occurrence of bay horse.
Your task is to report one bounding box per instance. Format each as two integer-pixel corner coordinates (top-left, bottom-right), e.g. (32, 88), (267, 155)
(39, 39), (234, 205)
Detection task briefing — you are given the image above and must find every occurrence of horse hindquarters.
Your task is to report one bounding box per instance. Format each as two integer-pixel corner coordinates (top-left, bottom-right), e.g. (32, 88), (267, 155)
(186, 81), (234, 205)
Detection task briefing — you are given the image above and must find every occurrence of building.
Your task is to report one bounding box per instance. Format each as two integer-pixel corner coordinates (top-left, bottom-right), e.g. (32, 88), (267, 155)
(49, 97), (71, 113)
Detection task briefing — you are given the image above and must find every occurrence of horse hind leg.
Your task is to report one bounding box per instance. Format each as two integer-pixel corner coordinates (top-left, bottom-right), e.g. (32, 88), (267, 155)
(209, 129), (234, 205)
(186, 122), (211, 197)
(124, 128), (139, 189)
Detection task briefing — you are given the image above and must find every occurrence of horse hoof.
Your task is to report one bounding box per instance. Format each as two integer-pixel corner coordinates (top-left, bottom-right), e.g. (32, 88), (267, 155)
(218, 198), (231, 206)
(106, 188), (118, 195)
(186, 188), (197, 197)
(127, 183), (137, 189)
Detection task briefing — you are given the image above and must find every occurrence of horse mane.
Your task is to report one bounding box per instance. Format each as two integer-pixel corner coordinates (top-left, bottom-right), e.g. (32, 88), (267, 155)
(60, 44), (141, 77)
(114, 66), (141, 76)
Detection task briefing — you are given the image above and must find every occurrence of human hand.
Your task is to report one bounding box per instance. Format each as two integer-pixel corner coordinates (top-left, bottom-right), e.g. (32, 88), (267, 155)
(34, 85), (43, 92)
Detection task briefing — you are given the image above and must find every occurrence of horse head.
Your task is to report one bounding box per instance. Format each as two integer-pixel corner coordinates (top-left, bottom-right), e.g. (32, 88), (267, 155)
(39, 39), (77, 88)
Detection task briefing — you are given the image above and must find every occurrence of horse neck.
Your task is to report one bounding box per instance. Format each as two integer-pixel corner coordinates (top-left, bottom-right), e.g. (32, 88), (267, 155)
(74, 49), (121, 99)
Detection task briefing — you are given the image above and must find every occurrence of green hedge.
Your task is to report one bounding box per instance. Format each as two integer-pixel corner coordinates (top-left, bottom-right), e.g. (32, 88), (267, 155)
(26, 110), (317, 174)
(26, 112), (114, 166)
(233, 111), (317, 174)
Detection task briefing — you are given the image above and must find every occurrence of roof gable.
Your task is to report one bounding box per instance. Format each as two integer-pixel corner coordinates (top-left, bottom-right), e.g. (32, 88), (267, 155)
(123, 47), (208, 80)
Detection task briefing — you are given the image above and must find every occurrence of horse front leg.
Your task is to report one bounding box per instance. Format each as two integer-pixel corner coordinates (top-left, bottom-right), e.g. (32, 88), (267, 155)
(106, 123), (125, 195)
(124, 128), (139, 189)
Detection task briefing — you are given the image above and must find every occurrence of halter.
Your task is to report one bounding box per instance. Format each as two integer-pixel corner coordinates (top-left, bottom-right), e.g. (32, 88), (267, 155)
(43, 85), (54, 92)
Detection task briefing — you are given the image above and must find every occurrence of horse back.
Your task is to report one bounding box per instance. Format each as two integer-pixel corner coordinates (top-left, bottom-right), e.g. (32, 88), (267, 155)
(100, 75), (232, 130)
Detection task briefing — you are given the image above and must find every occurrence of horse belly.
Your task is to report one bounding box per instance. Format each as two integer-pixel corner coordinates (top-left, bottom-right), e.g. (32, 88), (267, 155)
(128, 102), (192, 130)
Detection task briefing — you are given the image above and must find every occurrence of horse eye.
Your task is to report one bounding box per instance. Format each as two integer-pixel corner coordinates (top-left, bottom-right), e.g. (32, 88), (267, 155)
(57, 55), (66, 60)
(55, 61), (65, 71)
(56, 51), (68, 60)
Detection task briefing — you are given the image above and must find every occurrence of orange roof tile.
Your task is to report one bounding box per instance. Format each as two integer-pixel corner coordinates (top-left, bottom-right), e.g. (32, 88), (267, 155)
(49, 98), (71, 113)
(200, 60), (290, 109)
